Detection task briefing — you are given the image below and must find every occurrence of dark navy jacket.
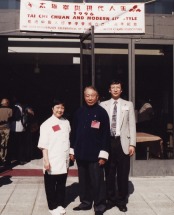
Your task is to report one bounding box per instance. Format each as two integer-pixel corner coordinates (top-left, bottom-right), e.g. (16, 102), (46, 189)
(70, 103), (110, 162)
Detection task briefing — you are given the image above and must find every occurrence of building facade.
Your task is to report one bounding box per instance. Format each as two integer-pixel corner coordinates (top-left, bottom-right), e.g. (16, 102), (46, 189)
(0, 0), (174, 176)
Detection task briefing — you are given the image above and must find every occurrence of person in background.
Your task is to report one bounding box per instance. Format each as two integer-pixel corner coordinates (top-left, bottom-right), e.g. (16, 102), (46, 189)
(137, 98), (154, 133)
(38, 98), (71, 215)
(7, 98), (26, 165)
(0, 98), (12, 164)
(100, 79), (136, 212)
(70, 86), (110, 215)
(22, 105), (36, 162)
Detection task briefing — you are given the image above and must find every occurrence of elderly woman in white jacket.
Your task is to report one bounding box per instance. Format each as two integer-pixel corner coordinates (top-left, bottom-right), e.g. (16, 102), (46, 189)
(38, 99), (71, 215)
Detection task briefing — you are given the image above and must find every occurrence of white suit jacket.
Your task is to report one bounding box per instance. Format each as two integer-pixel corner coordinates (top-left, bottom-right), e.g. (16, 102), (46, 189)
(100, 98), (136, 154)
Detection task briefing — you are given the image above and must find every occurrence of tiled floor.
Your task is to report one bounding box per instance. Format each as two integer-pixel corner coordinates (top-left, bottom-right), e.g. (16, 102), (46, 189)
(1, 159), (174, 215)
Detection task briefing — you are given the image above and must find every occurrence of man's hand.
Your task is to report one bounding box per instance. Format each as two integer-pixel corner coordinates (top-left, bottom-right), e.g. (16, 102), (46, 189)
(98, 158), (106, 166)
(69, 154), (75, 161)
(129, 146), (135, 156)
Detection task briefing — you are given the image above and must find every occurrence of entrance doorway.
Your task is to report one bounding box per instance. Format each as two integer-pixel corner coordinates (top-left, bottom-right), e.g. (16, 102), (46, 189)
(80, 34), (174, 175)
(135, 44), (173, 161)
(0, 44), (81, 124)
(0, 36), (174, 175)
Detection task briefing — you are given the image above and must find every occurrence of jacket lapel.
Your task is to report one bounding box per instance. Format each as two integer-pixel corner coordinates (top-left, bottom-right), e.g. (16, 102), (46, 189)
(103, 100), (111, 116)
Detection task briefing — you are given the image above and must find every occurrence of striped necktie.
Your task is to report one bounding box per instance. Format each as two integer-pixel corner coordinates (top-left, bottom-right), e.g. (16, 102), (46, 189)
(111, 101), (117, 136)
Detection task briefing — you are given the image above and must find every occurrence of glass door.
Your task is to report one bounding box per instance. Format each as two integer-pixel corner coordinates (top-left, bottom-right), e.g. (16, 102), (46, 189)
(135, 44), (173, 159)
(132, 41), (174, 176)
(94, 39), (130, 102)
(80, 35), (131, 102)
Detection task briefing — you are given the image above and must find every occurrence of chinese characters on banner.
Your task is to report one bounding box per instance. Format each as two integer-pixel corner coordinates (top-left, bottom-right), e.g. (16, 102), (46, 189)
(20, 0), (145, 34)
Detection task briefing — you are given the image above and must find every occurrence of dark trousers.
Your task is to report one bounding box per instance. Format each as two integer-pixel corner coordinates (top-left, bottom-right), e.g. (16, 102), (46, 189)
(44, 172), (67, 210)
(105, 137), (130, 205)
(76, 160), (106, 212)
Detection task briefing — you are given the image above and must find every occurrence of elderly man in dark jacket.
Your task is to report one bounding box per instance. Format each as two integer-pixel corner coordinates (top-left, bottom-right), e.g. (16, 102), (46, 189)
(70, 86), (110, 215)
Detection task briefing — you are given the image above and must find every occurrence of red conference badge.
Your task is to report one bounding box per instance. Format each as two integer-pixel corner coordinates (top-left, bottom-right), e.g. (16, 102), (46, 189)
(91, 120), (100, 129)
(52, 125), (61, 132)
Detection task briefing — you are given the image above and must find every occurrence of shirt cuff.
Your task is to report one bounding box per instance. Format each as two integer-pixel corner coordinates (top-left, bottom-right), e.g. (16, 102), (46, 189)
(37, 144), (48, 150)
(130, 145), (136, 148)
(98, 150), (109, 160)
(69, 148), (74, 155)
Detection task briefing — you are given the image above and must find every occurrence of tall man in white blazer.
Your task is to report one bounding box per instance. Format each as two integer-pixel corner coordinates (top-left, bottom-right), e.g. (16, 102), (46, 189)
(100, 79), (136, 212)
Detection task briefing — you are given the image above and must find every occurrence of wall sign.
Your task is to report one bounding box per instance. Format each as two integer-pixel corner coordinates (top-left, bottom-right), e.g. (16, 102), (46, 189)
(20, 0), (145, 33)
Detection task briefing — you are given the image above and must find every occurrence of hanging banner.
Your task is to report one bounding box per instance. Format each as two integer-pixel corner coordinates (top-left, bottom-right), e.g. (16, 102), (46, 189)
(20, 0), (145, 34)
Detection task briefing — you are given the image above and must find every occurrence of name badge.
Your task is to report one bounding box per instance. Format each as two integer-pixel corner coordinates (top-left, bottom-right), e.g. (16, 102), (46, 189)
(52, 125), (61, 132)
(91, 120), (100, 129)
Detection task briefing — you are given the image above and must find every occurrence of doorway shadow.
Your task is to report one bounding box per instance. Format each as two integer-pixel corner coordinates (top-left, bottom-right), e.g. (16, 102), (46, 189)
(0, 175), (13, 187)
(65, 182), (79, 207)
(0, 160), (19, 175)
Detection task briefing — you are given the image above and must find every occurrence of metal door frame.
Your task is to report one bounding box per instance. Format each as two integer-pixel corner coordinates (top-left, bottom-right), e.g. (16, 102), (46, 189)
(80, 26), (95, 106)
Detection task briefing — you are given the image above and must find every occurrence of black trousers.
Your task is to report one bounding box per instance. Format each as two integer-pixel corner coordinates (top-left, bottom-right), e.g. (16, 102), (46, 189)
(105, 137), (130, 205)
(44, 172), (67, 210)
(76, 160), (106, 212)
